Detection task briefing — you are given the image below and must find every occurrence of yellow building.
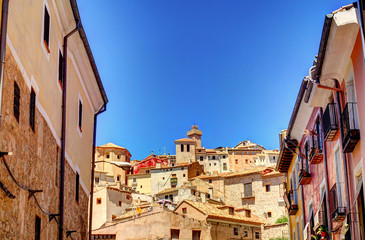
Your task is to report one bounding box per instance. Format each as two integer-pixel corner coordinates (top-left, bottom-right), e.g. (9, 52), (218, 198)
(127, 173), (152, 195)
(0, 0), (107, 239)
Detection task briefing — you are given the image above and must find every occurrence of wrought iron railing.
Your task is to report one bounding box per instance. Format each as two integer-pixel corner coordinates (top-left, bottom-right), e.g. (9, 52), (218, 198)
(322, 103), (338, 141)
(341, 102), (360, 153)
(299, 156), (311, 184)
(330, 182), (346, 221)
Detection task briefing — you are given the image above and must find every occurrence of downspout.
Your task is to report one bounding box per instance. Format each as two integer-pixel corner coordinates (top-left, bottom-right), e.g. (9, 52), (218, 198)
(88, 104), (107, 240)
(319, 107), (332, 233)
(334, 79), (352, 237)
(0, 0), (9, 132)
(59, 22), (80, 240)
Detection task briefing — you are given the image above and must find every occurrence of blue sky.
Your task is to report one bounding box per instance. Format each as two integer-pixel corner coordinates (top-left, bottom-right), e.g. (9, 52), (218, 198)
(77, 0), (351, 160)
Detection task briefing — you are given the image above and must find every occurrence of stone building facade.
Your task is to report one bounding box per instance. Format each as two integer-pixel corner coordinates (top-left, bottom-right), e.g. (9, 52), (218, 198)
(0, 0), (107, 239)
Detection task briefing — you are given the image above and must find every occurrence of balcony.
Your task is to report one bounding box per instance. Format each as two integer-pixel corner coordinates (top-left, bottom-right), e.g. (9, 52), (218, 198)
(171, 177), (178, 187)
(322, 103), (338, 141)
(299, 158), (311, 185)
(241, 190), (255, 199)
(284, 190), (298, 215)
(309, 135), (323, 164)
(330, 183), (346, 222)
(341, 102), (360, 153)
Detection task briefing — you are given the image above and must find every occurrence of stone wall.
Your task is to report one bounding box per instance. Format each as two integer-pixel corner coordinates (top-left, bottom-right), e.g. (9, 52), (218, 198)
(262, 223), (289, 240)
(210, 222), (262, 240)
(0, 47), (88, 240)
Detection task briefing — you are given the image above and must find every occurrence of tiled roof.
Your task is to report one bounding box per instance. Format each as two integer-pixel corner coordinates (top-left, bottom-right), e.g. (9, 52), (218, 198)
(224, 166), (268, 178)
(156, 188), (179, 196)
(97, 143), (126, 149)
(174, 138), (196, 143)
(182, 200), (264, 225)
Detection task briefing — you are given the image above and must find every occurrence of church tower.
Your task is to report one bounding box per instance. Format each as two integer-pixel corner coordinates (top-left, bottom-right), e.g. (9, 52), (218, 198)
(187, 125), (203, 148)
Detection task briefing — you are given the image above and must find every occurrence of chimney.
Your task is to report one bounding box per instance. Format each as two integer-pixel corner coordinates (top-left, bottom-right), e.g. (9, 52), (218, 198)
(209, 187), (213, 198)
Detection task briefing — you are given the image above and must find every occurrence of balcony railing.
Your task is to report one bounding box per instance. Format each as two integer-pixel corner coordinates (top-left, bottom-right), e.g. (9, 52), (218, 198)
(284, 190), (298, 215)
(322, 103), (338, 141)
(330, 182), (346, 222)
(171, 177), (178, 187)
(341, 102), (360, 153)
(242, 190), (255, 199)
(299, 157), (311, 185)
(309, 135), (323, 164)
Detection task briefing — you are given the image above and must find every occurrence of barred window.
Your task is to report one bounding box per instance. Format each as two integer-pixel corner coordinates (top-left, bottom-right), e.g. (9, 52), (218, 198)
(13, 81), (20, 122)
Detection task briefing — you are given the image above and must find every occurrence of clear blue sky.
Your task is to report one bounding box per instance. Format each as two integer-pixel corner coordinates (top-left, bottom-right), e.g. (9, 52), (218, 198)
(77, 0), (351, 160)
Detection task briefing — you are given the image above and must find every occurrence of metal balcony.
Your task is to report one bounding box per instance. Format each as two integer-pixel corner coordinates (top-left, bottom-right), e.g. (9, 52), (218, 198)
(322, 103), (338, 141)
(341, 102), (360, 153)
(242, 190), (255, 199)
(171, 177), (178, 187)
(284, 190), (298, 215)
(299, 161), (311, 185)
(309, 135), (323, 164)
(330, 183), (346, 222)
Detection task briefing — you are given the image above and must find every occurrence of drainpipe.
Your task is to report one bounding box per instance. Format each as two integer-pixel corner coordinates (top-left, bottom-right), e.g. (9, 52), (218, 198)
(88, 105), (106, 240)
(319, 107), (332, 233)
(0, 0), (9, 133)
(59, 22), (80, 240)
(333, 79), (352, 238)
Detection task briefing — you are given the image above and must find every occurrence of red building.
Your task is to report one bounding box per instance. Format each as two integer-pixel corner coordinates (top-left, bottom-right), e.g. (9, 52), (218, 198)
(132, 155), (168, 174)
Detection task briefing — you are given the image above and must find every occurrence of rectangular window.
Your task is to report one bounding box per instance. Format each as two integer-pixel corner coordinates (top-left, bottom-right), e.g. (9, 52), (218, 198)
(223, 163), (227, 170)
(117, 175), (120, 182)
(209, 179), (212, 183)
(235, 159), (238, 164)
(78, 100), (82, 132)
(58, 51), (63, 87)
(133, 178), (136, 183)
(187, 144), (190, 152)
(255, 232), (260, 239)
(29, 88), (36, 131)
(35, 215), (41, 240)
(13, 81), (20, 122)
(182, 208), (187, 214)
(192, 230), (201, 240)
(267, 211), (272, 218)
(119, 201), (122, 206)
(95, 177), (100, 183)
(171, 229), (180, 240)
(233, 227), (239, 236)
(266, 185), (271, 192)
(43, 6), (50, 50)
(212, 156), (216, 160)
(75, 172), (80, 202)
(96, 198), (102, 204)
(200, 156), (203, 161)
(181, 144), (184, 152)
(246, 210), (251, 217)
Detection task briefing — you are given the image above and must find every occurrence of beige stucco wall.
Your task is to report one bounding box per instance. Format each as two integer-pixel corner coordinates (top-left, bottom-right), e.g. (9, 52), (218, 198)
(175, 141), (196, 163)
(150, 167), (189, 195)
(6, 0), (105, 194)
(127, 174), (151, 195)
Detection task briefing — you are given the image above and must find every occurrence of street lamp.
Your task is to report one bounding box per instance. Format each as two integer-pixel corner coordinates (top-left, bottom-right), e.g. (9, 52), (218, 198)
(94, 161), (132, 170)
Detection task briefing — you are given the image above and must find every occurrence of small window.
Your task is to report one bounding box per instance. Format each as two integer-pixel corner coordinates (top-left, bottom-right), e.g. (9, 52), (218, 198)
(106, 154), (110, 158)
(255, 232), (260, 239)
(146, 170), (150, 173)
(243, 231), (248, 237)
(266, 185), (271, 192)
(162, 177), (165, 180)
(96, 198), (102, 204)
(214, 163), (216, 166)
(223, 155), (226, 159)
(133, 178), (136, 183)
(233, 227), (239, 236)
(212, 156), (216, 160)
(119, 201), (122, 206)
(246, 210), (251, 218)
(13, 81), (20, 122)
(182, 208), (187, 214)
(187, 144), (190, 152)
(112, 215), (116, 220)
(58, 51), (63, 87)
(209, 163), (211, 166)
(209, 179), (212, 183)
(192, 230), (201, 240)
(126, 195), (130, 200)
(181, 144), (184, 152)
(200, 156), (203, 161)
(245, 159), (248, 164)
(223, 163), (227, 170)
(171, 229), (180, 240)
(140, 185), (143, 188)
(183, 174), (186, 177)
(35, 215), (41, 240)
(78, 100), (82, 132)
(267, 212), (272, 218)
(75, 172), (80, 202)
(29, 88), (36, 131)
(117, 175), (120, 182)
(43, 6), (50, 51)
(229, 207), (234, 215)
(235, 159), (238, 164)
(95, 177), (100, 183)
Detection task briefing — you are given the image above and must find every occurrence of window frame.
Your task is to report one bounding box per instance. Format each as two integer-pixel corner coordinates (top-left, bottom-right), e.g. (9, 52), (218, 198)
(29, 88), (36, 131)
(75, 172), (80, 202)
(41, 2), (51, 59)
(35, 215), (41, 240)
(77, 97), (83, 135)
(13, 81), (20, 122)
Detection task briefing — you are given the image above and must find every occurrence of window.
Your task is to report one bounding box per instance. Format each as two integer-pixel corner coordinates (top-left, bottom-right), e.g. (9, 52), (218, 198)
(223, 163), (227, 170)
(183, 174), (186, 177)
(95, 177), (100, 183)
(96, 198), (102, 204)
(181, 144), (184, 152)
(58, 51), (63, 87)
(243, 231), (248, 237)
(117, 175), (120, 182)
(209, 163), (211, 166)
(43, 6), (50, 50)
(162, 177), (165, 180)
(140, 185), (143, 188)
(75, 172), (80, 202)
(146, 170), (150, 173)
(13, 81), (20, 122)
(212, 156), (216, 160)
(106, 154), (110, 158)
(117, 155), (120, 159)
(209, 179), (212, 183)
(233, 227), (239, 236)
(187, 144), (190, 152)
(266, 185), (271, 192)
(214, 163), (216, 166)
(78, 100), (82, 132)
(223, 155), (226, 159)
(245, 159), (248, 164)
(35, 215), (41, 240)
(126, 194), (130, 200)
(29, 88), (36, 131)
(255, 232), (260, 239)
(200, 156), (203, 161)
(133, 178), (136, 183)
(229, 207), (234, 215)
(244, 183), (253, 197)
(267, 212), (272, 218)
(171, 229), (180, 240)
(182, 208), (187, 214)
(192, 230), (201, 240)
(246, 210), (251, 217)
(235, 159), (238, 164)
(119, 201), (122, 206)
(111, 214), (116, 220)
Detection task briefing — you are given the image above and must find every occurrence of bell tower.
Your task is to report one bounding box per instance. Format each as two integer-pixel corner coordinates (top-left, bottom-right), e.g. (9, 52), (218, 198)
(187, 125), (203, 148)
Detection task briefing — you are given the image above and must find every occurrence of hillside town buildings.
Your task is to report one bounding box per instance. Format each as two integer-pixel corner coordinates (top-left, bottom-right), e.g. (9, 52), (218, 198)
(0, 0), (108, 239)
(277, 3), (365, 240)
